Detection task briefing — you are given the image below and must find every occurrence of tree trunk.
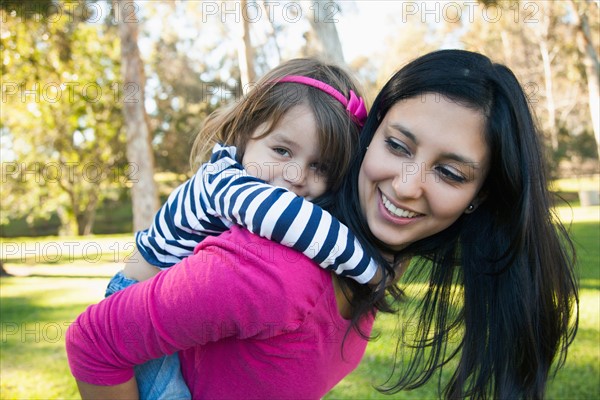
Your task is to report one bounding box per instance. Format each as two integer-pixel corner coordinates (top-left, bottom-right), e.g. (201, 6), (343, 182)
(260, 1), (282, 64)
(55, 176), (78, 236)
(56, 205), (77, 236)
(303, 0), (345, 65)
(531, 2), (558, 151)
(238, 0), (256, 88)
(77, 191), (99, 236)
(115, 0), (160, 232)
(539, 39), (558, 151)
(570, 0), (600, 158)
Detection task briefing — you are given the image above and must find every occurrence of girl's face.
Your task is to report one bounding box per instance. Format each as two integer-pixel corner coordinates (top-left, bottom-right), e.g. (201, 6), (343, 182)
(358, 94), (490, 251)
(242, 105), (328, 200)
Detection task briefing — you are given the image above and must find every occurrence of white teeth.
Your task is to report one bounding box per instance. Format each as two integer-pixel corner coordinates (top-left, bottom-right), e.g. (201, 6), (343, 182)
(381, 193), (420, 218)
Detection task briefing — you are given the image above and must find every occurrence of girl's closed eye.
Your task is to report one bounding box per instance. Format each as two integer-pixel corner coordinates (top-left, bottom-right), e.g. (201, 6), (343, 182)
(310, 162), (329, 175)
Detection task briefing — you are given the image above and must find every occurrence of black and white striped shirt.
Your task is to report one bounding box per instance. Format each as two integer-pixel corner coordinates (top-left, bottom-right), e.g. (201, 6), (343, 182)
(136, 144), (377, 284)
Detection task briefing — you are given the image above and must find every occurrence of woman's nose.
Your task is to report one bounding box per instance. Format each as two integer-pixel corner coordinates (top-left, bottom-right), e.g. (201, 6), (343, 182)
(392, 161), (424, 199)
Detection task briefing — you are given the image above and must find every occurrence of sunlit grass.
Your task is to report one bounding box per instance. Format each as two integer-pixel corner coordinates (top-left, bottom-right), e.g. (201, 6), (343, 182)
(1, 277), (107, 399)
(551, 175), (599, 193)
(0, 235), (134, 266)
(555, 205), (600, 224)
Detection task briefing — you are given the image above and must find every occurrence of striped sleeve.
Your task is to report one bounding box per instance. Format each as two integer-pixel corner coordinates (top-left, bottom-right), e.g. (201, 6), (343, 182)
(135, 145), (236, 268)
(200, 145), (379, 284)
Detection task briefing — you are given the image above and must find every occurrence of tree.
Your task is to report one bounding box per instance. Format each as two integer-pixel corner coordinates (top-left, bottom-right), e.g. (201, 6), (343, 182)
(570, 0), (600, 158)
(1, 1), (128, 235)
(460, 0), (597, 175)
(237, 0), (257, 88)
(140, 1), (238, 174)
(113, 0), (159, 231)
(531, 1), (559, 151)
(302, 0), (345, 65)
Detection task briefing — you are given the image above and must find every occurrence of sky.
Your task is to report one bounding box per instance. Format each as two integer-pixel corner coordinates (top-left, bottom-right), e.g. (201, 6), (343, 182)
(337, 1), (407, 61)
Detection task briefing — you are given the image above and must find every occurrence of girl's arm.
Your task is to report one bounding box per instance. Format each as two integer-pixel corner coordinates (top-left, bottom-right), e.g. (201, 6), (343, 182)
(199, 145), (379, 284)
(135, 143), (379, 283)
(133, 145), (239, 268)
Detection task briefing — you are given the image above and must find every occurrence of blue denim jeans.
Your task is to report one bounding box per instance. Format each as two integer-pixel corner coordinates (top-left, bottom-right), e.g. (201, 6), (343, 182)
(105, 271), (192, 400)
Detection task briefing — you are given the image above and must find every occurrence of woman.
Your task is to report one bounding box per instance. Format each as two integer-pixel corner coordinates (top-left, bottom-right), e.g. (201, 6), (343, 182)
(333, 49), (578, 399)
(66, 50), (578, 399)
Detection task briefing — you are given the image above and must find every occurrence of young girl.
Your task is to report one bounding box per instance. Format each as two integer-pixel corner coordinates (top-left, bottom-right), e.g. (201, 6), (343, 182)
(104, 58), (377, 399)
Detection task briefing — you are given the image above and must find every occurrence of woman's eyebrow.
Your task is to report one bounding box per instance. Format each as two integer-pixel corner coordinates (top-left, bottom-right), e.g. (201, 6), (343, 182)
(440, 152), (480, 168)
(390, 123), (480, 168)
(389, 123), (418, 144)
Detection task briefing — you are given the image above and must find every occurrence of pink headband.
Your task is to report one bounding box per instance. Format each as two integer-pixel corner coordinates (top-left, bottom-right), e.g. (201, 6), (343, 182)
(277, 75), (367, 127)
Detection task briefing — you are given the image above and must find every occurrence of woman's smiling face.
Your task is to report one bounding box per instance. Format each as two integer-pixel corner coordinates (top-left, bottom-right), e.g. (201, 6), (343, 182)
(358, 94), (490, 251)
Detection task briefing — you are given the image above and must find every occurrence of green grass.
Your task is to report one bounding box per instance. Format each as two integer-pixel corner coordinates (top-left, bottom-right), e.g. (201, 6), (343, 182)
(0, 234), (133, 266)
(1, 207), (598, 399)
(1, 277), (105, 399)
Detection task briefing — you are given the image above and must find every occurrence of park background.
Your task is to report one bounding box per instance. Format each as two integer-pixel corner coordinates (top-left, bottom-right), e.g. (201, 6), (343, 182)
(1, 0), (599, 398)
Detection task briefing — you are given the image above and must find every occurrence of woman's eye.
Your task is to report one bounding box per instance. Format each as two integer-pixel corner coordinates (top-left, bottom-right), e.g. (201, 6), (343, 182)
(384, 138), (411, 156)
(436, 166), (466, 183)
(273, 147), (290, 157)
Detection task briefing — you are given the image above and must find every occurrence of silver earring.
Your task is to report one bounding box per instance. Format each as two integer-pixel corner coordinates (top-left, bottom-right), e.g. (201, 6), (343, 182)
(467, 204), (475, 212)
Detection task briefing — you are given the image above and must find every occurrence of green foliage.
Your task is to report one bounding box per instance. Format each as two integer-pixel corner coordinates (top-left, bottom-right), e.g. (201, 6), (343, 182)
(3, 0), (598, 238)
(1, 3), (128, 235)
(0, 173), (184, 237)
(0, 197), (133, 238)
(141, 2), (245, 174)
(569, 131), (600, 161)
(459, 0), (598, 173)
(1, 1), (248, 239)
(148, 29), (229, 174)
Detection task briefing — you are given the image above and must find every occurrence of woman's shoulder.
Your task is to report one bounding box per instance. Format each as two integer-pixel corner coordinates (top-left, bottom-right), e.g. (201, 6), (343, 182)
(196, 225), (324, 265)
(190, 225), (331, 309)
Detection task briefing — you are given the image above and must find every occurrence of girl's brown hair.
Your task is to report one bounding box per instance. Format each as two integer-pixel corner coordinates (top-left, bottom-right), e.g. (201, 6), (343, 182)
(190, 58), (365, 191)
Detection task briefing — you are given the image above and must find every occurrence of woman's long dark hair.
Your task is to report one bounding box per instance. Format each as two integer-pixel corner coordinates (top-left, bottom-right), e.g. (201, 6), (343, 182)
(332, 50), (579, 399)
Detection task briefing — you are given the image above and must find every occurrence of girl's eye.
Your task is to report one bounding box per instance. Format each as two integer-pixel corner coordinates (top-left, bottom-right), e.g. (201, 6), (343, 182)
(436, 165), (466, 183)
(310, 162), (329, 175)
(384, 138), (411, 157)
(273, 147), (290, 157)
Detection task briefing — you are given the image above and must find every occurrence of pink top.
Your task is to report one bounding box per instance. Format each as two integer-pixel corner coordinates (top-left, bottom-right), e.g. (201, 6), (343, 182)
(66, 226), (374, 399)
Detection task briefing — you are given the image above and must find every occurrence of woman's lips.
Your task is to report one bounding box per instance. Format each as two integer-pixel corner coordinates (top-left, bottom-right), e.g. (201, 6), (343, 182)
(380, 192), (423, 219)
